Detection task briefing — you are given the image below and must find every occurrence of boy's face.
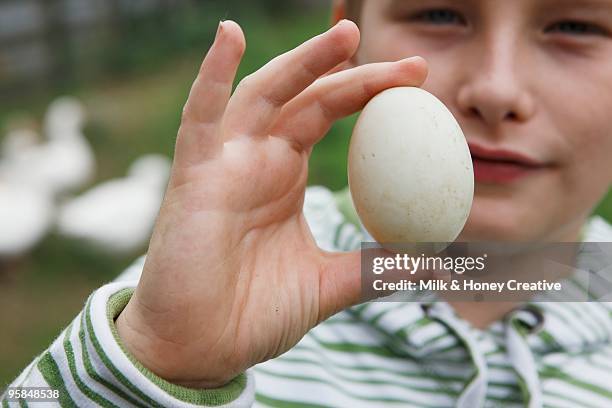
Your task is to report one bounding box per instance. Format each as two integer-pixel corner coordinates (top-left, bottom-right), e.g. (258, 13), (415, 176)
(343, 0), (612, 241)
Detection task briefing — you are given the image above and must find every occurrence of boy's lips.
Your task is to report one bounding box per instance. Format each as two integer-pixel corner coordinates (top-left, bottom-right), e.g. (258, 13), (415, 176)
(468, 142), (547, 184)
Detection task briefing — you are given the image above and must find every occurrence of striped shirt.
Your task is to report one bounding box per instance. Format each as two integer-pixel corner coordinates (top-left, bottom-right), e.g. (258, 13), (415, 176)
(3, 185), (612, 408)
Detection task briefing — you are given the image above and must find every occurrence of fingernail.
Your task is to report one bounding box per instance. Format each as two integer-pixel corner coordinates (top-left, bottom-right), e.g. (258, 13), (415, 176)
(402, 56), (426, 64)
(329, 19), (345, 31)
(216, 21), (224, 39)
(336, 19), (349, 28)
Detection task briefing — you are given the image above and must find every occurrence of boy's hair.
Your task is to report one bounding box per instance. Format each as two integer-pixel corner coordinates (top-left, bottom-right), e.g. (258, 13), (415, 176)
(346, 0), (363, 22)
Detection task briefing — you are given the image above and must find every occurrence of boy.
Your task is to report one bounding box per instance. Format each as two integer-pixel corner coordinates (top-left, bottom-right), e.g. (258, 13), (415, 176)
(4, 0), (612, 406)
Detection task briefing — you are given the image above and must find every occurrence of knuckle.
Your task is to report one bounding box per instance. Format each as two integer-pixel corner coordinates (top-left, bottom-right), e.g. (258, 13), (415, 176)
(236, 74), (254, 92)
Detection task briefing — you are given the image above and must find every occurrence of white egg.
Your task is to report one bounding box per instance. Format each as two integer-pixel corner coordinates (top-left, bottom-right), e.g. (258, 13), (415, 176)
(348, 87), (473, 244)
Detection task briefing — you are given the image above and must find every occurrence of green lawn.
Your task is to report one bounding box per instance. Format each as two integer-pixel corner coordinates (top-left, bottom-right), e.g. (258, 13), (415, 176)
(1, 6), (611, 387)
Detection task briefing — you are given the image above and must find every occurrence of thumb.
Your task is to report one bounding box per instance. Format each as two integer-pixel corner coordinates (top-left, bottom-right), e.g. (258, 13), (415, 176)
(318, 247), (437, 320)
(318, 250), (363, 320)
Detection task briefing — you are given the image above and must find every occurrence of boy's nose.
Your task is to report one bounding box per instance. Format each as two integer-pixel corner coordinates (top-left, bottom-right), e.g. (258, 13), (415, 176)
(456, 52), (535, 128)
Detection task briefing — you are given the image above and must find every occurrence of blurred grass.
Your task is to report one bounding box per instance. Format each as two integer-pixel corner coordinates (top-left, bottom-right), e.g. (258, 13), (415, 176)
(0, 3), (611, 388)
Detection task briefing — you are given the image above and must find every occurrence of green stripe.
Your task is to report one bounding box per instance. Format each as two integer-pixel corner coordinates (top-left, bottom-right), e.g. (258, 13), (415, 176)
(564, 302), (605, 341)
(332, 222), (344, 248)
(256, 392), (330, 408)
(63, 323), (119, 408)
(18, 399), (27, 408)
(89, 288), (248, 406)
(408, 330), (453, 349)
(105, 289), (248, 405)
(486, 394), (523, 404)
(78, 313), (148, 408)
(347, 308), (474, 364)
(544, 306), (591, 345)
(322, 315), (362, 325)
(294, 342), (520, 394)
(15, 359), (39, 389)
(307, 332), (397, 358)
(544, 390), (601, 408)
(83, 295), (160, 407)
(394, 317), (432, 339)
(37, 352), (77, 408)
(308, 328), (505, 366)
(367, 308), (398, 325)
(425, 342), (467, 359)
(542, 365), (612, 399)
(285, 347), (467, 383)
(538, 330), (562, 350)
(488, 381), (522, 392)
(269, 355), (461, 397)
(256, 367), (448, 408)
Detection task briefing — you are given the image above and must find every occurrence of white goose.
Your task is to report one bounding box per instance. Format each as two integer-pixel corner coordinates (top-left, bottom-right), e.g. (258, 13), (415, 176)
(0, 181), (54, 257)
(0, 128), (54, 257)
(0, 97), (94, 197)
(0, 128), (39, 158)
(57, 154), (171, 253)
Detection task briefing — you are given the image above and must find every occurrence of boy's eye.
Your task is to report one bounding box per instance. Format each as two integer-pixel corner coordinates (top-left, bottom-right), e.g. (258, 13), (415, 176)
(409, 9), (466, 25)
(545, 20), (607, 36)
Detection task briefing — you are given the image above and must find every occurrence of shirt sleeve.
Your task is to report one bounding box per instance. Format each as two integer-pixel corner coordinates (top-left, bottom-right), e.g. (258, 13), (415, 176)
(1, 185), (354, 408)
(1, 280), (255, 407)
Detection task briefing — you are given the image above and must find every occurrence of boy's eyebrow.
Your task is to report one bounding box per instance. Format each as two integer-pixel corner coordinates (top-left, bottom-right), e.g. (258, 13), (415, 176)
(536, 0), (612, 10)
(385, 0), (612, 8)
(384, 0), (612, 18)
(386, 0), (466, 7)
(384, 0), (477, 14)
(535, 0), (612, 18)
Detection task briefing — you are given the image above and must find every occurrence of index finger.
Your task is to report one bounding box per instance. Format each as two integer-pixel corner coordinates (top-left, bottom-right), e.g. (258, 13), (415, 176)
(223, 20), (360, 138)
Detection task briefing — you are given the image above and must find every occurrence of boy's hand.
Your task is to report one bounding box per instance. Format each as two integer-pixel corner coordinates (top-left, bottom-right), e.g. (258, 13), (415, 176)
(116, 20), (427, 388)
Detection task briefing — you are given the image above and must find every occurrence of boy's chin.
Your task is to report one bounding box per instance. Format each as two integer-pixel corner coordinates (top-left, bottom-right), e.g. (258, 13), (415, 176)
(458, 201), (546, 242)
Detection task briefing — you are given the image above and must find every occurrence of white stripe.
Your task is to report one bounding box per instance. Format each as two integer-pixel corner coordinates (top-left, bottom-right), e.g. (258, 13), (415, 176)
(90, 282), (255, 408)
(268, 350), (457, 391)
(408, 320), (450, 346)
(49, 325), (95, 406)
(542, 393), (584, 408)
(544, 378), (612, 407)
(542, 306), (587, 349)
(487, 366), (520, 384)
(19, 364), (48, 389)
(572, 302), (609, 341)
(3, 363), (47, 407)
(69, 314), (138, 407)
(584, 216), (612, 242)
(486, 382), (520, 399)
(254, 368), (443, 408)
(312, 321), (388, 346)
(337, 223), (361, 251)
(11, 357), (39, 388)
(293, 339), (467, 377)
(82, 307), (149, 406)
(371, 304), (426, 333)
(560, 360), (612, 393)
(591, 350), (612, 371)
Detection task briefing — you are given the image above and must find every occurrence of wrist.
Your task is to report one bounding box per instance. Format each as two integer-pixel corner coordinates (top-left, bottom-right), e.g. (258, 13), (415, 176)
(115, 299), (233, 389)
